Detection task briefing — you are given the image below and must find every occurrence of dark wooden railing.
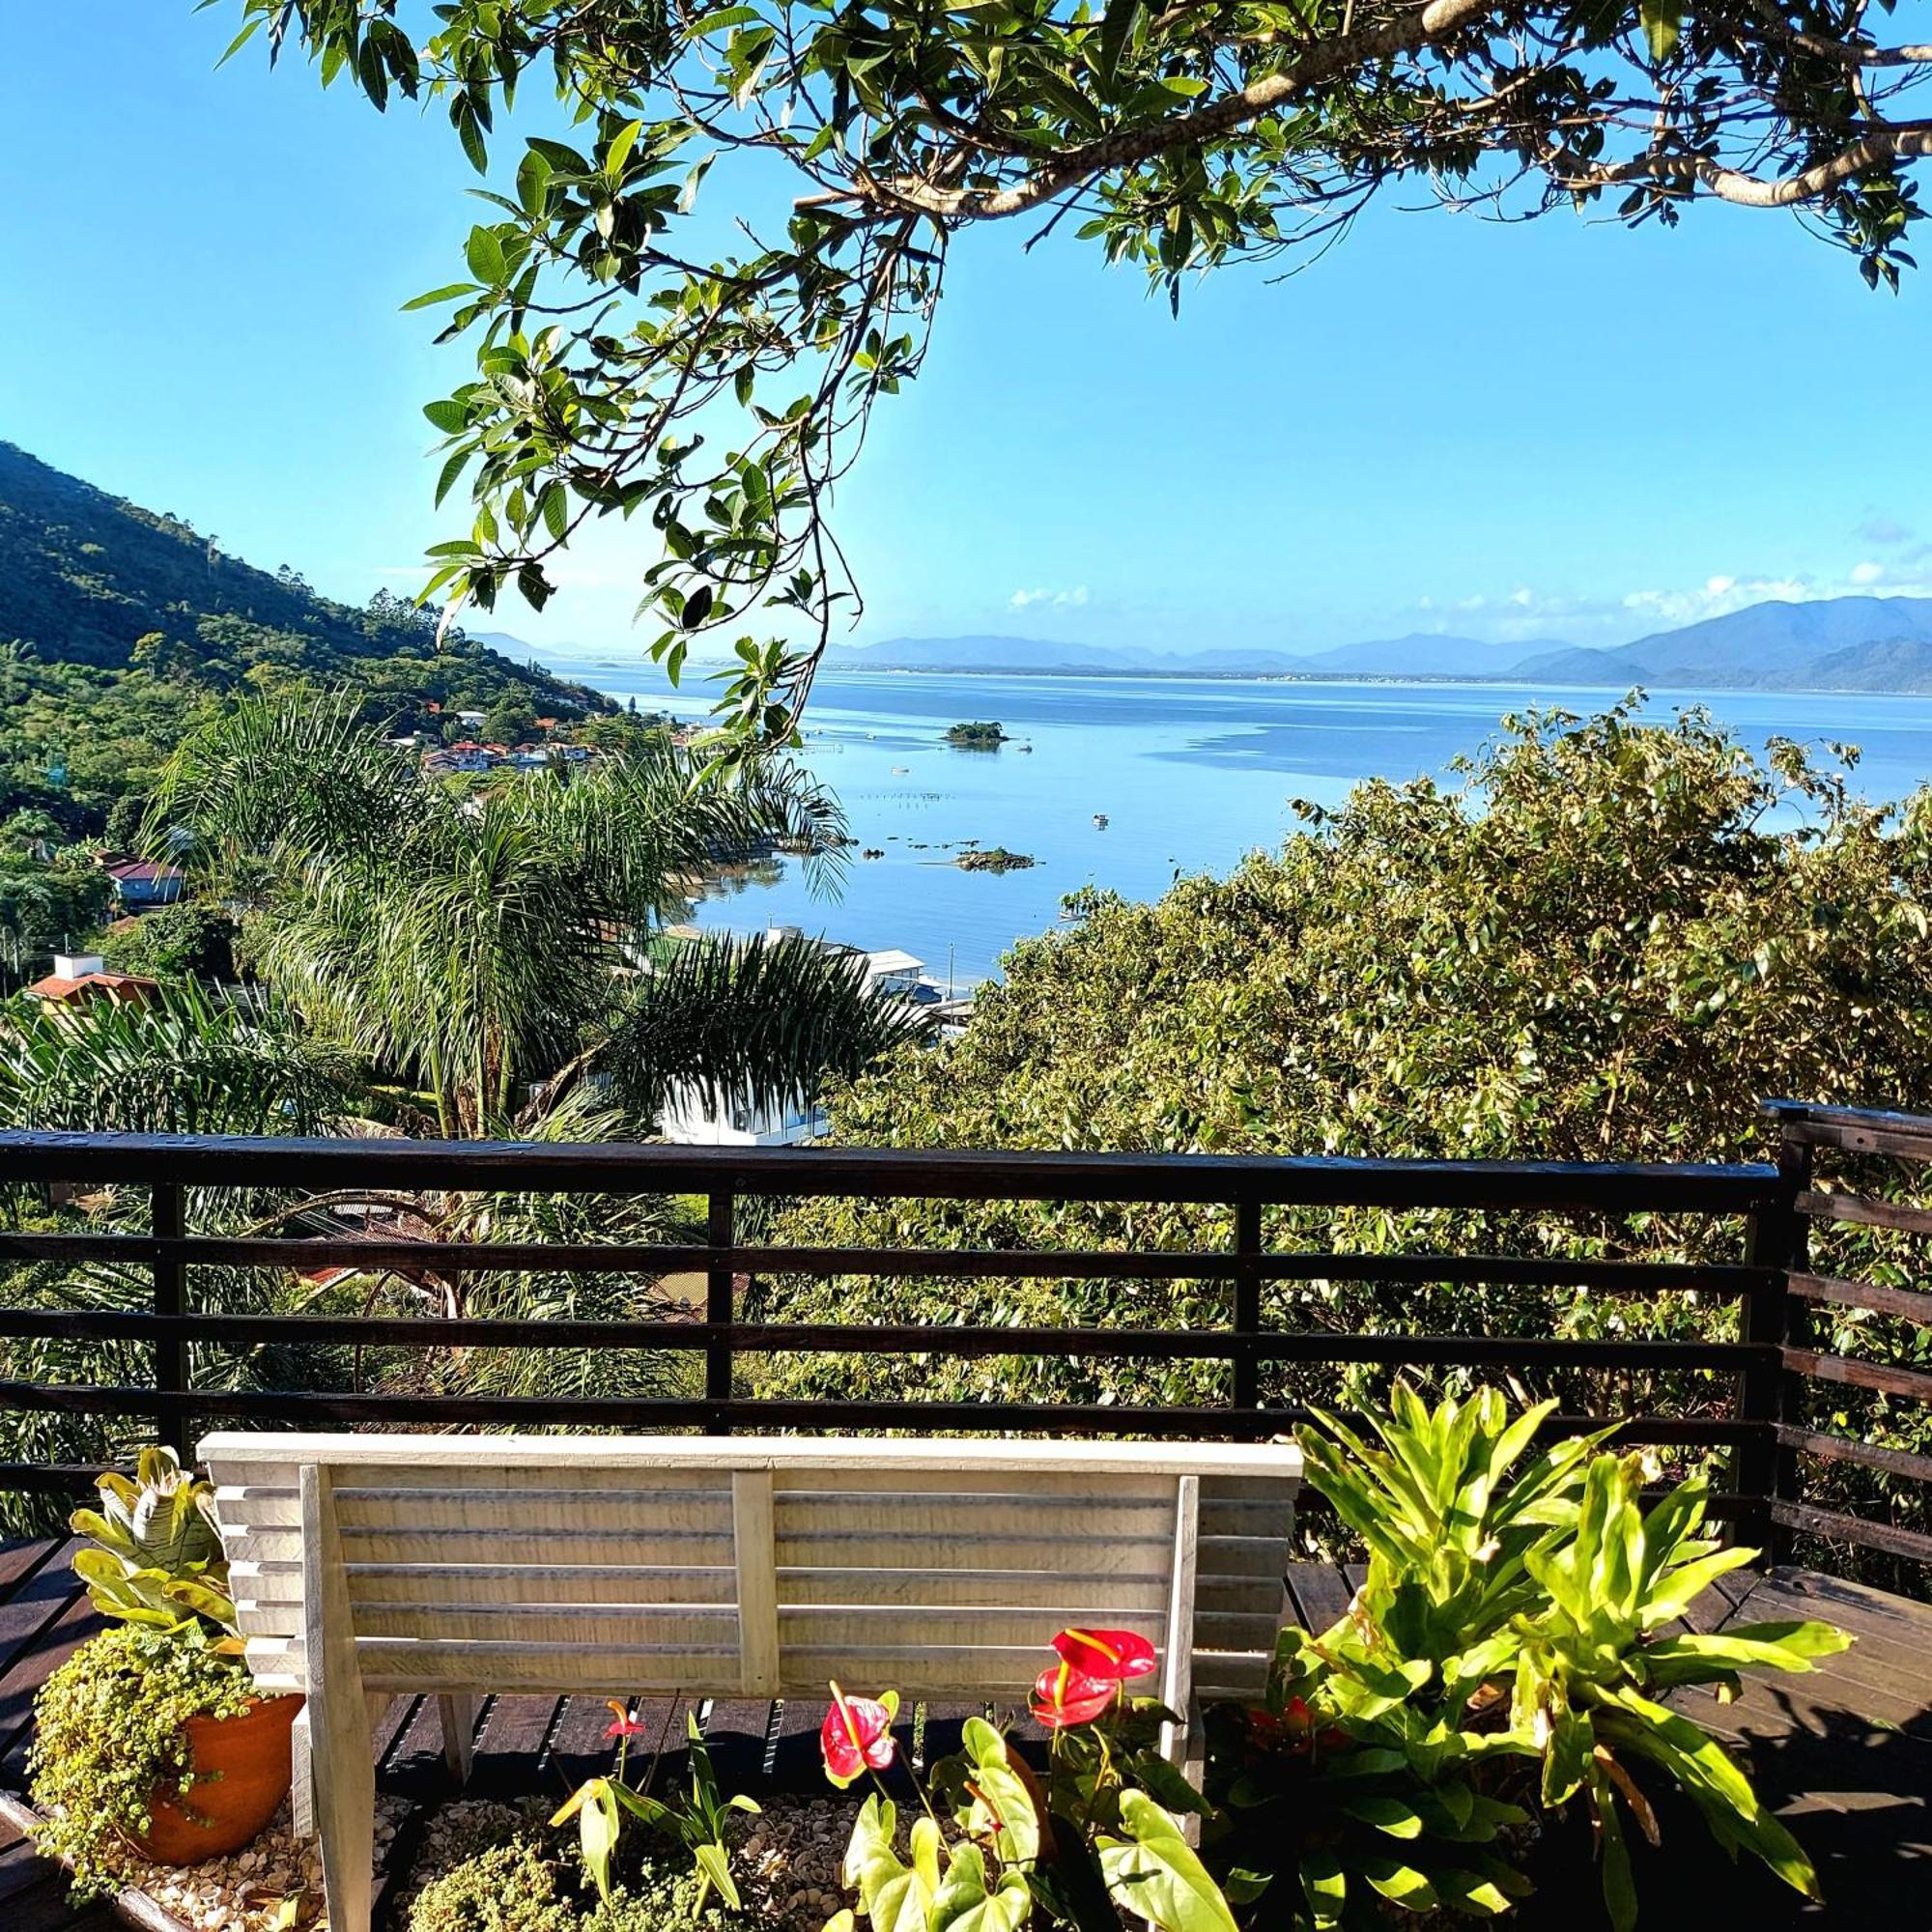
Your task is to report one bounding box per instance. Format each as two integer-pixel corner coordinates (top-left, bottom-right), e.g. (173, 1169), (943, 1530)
(0, 1106), (1927, 1575)
(1759, 1099), (1932, 1572)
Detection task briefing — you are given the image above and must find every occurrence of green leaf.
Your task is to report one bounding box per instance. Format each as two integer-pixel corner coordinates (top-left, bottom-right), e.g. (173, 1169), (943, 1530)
(465, 226), (506, 286)
(1098, 1791), (1239, 1932)
(1639, 0), (1681, 62)
(1341, 1794), (1425, 1839)
(604, 118), (644, 182)
(1361, 1857), (1440, 1911)
(402, 283), (481, 313)
(1094, 0), (1144, 85)
(693, 1839), (739, 1912)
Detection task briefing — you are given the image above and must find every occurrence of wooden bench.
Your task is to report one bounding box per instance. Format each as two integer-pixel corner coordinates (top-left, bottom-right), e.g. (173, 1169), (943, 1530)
(200, 1433), (1302, 1932)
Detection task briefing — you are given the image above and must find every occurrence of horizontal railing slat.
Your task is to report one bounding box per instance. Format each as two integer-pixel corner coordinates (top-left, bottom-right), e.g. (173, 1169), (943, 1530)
(1782, 1348), (1932, 1404)
(0, 1308), (1771, 1370)
(1769, 1498), (1932, 1565)
(0, 1130), (1779, 1208)
(0, 1380), (1764, 1440)
(1777, 1426), (1932, 1487)
(1796, 1189), (1932, 1237)
(1786, 1271), (1932, 1327)
(0, 1232), (1777, 1293)
(1763, 1098), (1932, 1162)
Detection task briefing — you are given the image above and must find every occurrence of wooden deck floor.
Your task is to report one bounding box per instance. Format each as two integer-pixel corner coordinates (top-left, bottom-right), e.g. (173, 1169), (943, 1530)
(0, 1540), (1924, 1928)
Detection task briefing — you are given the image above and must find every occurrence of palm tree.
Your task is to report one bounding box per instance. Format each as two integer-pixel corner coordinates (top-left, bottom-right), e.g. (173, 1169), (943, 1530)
(149, 693), (926, 1138)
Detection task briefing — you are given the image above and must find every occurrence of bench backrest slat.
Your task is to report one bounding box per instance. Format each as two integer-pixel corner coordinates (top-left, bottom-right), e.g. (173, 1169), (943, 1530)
(203, 1433), (1300, 1704)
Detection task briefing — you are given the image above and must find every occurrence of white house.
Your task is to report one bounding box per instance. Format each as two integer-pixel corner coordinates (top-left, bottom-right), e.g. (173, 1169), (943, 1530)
(655, 1088), (832, 1148)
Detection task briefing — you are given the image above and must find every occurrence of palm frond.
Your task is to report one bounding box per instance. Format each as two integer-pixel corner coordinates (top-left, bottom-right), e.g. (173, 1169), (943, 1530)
(598, 929), (931, 1128)
(0, 980), (355, 1137)
(147, 691), (424, 870)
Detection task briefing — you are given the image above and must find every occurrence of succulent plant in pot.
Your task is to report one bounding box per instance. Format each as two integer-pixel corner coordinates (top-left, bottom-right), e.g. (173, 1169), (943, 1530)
(26, 1446), (302, 1896)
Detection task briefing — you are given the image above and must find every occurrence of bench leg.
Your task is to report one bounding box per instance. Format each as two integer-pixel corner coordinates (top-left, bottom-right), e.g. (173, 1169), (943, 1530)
(312, 1712), (375, 1932)
(289, 1705), (314, 1839)
(303, 1464), (376, 1932)
(440, 1693), (477, 1785)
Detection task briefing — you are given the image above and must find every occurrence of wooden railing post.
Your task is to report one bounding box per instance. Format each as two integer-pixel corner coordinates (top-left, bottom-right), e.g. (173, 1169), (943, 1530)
(707, 1188), (735, 1432)
(151, 1181), (189, 1458)
(1736, 1126), (1807, 1557)
(1232, 1195), (1263, 1415)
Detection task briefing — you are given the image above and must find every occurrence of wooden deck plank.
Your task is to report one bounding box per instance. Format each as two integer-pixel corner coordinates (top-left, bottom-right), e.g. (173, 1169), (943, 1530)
(0, 1543), (85, 1683)
(1283, 1561), (1351, 1632)
(466, 1694), (563, 1800)
(695, 1696), (777, 1794)
(0, 1591), (102, 1782)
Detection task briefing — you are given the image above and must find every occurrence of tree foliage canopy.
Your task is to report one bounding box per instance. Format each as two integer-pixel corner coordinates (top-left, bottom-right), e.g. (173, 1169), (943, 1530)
(232, 0), (1930, 748)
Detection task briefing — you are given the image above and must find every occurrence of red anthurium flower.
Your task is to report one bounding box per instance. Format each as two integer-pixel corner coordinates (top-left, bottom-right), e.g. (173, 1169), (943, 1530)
(604, 1699), (650, 1741)
(1051, 1628), (1157, 1684)
(1030, 1661), (1116, 1729)
(821, 1681), (898, 1787)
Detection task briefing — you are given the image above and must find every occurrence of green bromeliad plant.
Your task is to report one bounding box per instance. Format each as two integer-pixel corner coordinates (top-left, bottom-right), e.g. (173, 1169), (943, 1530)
(68, 1446), (243, 1649)
(1200, 1386), (1852, 1929)
(29, 1448), (256, 1896)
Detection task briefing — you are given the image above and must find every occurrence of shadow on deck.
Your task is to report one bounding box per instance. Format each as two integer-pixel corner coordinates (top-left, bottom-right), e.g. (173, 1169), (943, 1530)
(0, 1541), (1924, 1929)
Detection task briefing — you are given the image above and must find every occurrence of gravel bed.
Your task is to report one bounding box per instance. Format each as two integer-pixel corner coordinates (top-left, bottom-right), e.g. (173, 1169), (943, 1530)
(735, 1792), (864, 1932)
(77, 1793), (412, 1932)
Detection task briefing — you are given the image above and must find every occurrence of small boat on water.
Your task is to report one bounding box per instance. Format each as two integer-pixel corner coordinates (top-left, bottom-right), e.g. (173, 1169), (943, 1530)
(893, 765), (910, 775)
(1093, 813), (1109, 829)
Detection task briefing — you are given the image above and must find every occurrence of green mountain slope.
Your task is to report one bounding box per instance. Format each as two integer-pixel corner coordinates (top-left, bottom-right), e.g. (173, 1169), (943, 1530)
(0, 439), (602, 707)
(0, 440), (611, 838)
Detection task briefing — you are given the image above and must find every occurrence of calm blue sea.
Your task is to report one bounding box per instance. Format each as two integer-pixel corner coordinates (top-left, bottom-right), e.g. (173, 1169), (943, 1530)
(534, 661), (1932, 987)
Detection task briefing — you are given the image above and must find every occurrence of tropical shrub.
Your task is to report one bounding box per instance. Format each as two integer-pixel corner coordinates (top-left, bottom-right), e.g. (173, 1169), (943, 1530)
(821, 1639), (1239, 1932)
(1197, 1386), (1852, 1929)
(26, 1623), (257, 1898)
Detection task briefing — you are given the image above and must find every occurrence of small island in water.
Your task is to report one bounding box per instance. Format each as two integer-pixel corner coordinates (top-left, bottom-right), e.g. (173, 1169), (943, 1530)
(945, 720), (1009, 749)
(956, 845), (1036, 872)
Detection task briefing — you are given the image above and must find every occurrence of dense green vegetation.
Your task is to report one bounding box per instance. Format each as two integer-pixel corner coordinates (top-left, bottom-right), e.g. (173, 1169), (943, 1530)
(945, 722), (1009, 750)
(751, 705), (1932, 1578)
(0, 696), (930, 1514)
(0, 440), (609, 846)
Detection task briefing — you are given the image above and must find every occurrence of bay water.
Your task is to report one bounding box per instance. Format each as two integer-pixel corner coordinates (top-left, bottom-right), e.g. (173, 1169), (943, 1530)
(533, 661), (1932, 987)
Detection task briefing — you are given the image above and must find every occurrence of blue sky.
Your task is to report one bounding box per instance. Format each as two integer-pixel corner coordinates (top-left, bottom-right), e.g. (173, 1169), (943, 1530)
(3, 3), (1929, 666)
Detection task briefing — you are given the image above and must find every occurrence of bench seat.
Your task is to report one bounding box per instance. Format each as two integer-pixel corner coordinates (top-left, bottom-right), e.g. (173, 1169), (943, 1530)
(201, 1433), (1301, 1932)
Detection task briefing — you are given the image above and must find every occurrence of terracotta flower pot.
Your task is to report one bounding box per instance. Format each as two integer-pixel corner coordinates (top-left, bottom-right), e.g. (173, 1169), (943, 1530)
(130, 1693), (303, 1864)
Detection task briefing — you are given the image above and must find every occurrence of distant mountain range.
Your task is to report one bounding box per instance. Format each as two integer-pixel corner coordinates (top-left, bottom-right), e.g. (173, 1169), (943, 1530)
(825, 599), (1932, 692)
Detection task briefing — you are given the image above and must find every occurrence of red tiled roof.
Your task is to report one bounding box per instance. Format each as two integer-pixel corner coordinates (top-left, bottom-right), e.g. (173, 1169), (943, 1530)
(26, 970), (160, 1008)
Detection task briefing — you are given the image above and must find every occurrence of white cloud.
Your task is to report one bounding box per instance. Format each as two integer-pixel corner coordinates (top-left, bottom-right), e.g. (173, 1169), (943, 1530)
(1009, 585), (1090, 611)
(1622, 574), (1809, 626)
(1850, 559), (1886, 585)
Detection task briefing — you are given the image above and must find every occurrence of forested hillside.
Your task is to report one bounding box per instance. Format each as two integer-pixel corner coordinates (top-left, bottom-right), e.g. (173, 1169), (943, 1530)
(0, 440), (609, 836)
